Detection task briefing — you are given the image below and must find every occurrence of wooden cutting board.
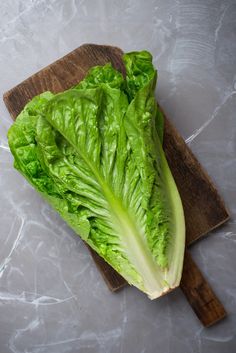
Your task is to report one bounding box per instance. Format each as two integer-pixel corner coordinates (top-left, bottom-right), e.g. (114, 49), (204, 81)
(3, 44), (229, 327)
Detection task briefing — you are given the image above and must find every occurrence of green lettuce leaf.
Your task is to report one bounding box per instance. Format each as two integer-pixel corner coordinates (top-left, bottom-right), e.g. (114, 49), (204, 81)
(7, 51), (185, 299)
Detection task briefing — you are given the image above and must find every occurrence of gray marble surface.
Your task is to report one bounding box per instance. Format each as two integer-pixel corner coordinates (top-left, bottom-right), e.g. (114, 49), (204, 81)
(0, 0), (236, 352)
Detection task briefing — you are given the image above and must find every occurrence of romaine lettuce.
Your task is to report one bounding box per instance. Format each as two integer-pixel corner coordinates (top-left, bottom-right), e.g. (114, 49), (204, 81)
(7, 51), (185, 299)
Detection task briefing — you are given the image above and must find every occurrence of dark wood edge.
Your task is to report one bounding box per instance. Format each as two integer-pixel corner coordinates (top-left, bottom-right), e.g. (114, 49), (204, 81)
(180, 251), (227, 327)
(188, 216), (230, 245)
(87, 245), (127, 292)
(3, 43), (124, 112)
(161, 110), (230, 245)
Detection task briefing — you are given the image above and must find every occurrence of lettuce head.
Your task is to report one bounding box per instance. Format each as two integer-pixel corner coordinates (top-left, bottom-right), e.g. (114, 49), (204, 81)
(7, 51), (185, 299)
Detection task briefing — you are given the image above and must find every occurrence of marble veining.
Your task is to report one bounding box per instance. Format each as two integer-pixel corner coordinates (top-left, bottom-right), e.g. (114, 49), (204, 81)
(0, 1), (236, 352)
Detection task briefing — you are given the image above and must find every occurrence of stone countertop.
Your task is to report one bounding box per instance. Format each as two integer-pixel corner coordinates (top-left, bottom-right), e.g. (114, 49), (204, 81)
(0, 1), (235, 352)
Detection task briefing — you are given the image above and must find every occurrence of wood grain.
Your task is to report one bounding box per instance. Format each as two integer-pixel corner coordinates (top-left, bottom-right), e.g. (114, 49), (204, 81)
(3, 44), (125, 118)
(181, 251), (226, 327)
(3, 43), (228, 327)
(163, 116), (229, 245)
